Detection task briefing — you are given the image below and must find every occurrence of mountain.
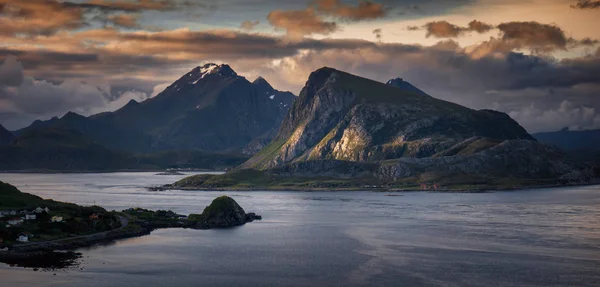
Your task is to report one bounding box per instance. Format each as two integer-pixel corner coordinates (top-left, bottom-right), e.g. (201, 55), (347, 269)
(244, 67), (534, 169)
(533, 128), (600, 152)
(0, 124), (14, 146)
(17, 111), (158, 153)
(533, 128), (600, 173)
(386, 78), (429, 96)
(6, 63), (296, 171)
(174, 67), (589, 190)
(0, 128), (141, 171)
(91, 63), (295, 153)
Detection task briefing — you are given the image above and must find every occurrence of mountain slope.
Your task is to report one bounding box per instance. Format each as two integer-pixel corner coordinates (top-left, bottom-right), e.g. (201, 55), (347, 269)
(0, 128), (140, 171)
(0, 124), (14, 146)
(91, 64), (295, 153)
(17, 111), (158, 153)
(243, 67), (534, 170)
(386, 78), (429, 96)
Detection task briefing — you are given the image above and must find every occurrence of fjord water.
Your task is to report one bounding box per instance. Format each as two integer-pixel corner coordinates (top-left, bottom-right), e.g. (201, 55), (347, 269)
(0, 173), (599, 286)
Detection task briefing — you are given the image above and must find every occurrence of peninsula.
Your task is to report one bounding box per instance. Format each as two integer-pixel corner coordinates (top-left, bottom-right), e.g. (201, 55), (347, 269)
(0, 182), (261, 268)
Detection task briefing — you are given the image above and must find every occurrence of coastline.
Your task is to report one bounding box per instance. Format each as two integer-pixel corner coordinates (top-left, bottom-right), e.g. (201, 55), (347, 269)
(163, 180), (600, 193)
(0, 169), (225, 174)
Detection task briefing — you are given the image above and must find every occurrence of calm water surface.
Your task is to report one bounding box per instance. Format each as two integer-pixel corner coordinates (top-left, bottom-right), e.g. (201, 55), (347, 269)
(0, 172), (599, 286)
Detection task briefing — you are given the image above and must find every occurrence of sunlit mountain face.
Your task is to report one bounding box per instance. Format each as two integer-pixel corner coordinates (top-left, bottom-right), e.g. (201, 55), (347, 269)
(0, 0), (599, 133)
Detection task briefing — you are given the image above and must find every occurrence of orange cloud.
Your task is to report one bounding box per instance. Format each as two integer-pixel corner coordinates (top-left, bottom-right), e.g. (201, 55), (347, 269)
(268, 9), (338, 37)
(312, 0), (386, 20)
(240, 20), (260, 31)
(267, 0), (386, 37)
(424, 20), (493, 38)
(108, 14), (140, 28)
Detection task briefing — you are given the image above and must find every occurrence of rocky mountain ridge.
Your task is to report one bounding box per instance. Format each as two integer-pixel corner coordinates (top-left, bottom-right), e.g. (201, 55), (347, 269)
(227, 67), (590, 187)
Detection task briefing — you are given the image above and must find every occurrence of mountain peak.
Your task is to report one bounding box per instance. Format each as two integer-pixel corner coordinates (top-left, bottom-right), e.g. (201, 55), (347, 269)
(188, 63), (238, 84)
(62, 111), (85, 120)
(386, 78), (405, 86)
(386, 78), (428, 96)
(252, 76), (274, 92)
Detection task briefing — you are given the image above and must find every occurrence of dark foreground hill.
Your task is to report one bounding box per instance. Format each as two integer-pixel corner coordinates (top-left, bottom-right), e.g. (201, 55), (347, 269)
(173, 67), (590, 190)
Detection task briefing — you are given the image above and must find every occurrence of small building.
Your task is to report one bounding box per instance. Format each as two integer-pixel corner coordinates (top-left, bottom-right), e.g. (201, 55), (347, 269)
(44, 207), (50, 213)
(0, 213), (4, 218)
(25, 214), (37, 220)
(7, 218), (24, 225)
(35, 207), (44, 214)
(16, 233), (29, 243)
(51, 216), (63, 223)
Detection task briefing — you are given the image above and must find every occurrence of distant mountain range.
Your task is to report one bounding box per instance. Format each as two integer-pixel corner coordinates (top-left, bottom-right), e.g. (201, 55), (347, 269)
(533, 128), (600, 152)
(174, 67), (590, 190)
(1, 64), (294, 171)
(533, 128), (600, 168)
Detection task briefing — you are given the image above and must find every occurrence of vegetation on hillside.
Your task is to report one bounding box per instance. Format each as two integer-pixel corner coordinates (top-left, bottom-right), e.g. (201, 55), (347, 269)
(0, 182), (120, 246)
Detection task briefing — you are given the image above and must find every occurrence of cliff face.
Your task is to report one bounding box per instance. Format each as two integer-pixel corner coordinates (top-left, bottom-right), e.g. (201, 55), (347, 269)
(241, 67), (586, 181)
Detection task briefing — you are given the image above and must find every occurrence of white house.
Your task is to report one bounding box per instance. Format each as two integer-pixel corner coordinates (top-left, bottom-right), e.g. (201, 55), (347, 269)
(16, 234), (29, 243)
(25, 214), (37, 220)
(7, 218), (23, 225)
(51, 216), (63, 223)
(44, 207), (50, 213)
(35, 207), (44, 214)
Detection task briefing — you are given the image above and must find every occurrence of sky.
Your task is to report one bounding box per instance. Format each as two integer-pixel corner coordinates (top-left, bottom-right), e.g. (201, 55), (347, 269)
(0, 0), (599, 133)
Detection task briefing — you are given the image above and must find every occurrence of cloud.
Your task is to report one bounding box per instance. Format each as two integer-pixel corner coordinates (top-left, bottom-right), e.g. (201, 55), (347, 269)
(107, 14), (140, 28)
(312, 0), (386, 21)
(61, 0), (180, 12)
(266, 0), (386, 37)
(246, 40), (600, 132)
(1, 16), (598, 132)
(240, 20), (260, 31)
(0, 0), (86, 36)
(0, 55), (24, 87)
(424, 20), (494, 38)
(267, 9), (338, 37)
(372, 28), (382, 41)
(467, 20), (494, 34)
(425, 21), (464, 38)
(571, 0), (600, 9)
(0, 57), (152, 129)
(509, 101), (600, 132)
(497, 21), (568, 51)
(0, 0), (198, 36)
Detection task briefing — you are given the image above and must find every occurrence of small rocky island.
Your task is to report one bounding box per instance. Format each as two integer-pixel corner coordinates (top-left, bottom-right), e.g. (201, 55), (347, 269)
(190, 196), (262, 229)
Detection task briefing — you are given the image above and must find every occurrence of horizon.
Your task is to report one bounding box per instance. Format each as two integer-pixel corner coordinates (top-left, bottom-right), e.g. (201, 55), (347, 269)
(1, 0), (599, 132)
